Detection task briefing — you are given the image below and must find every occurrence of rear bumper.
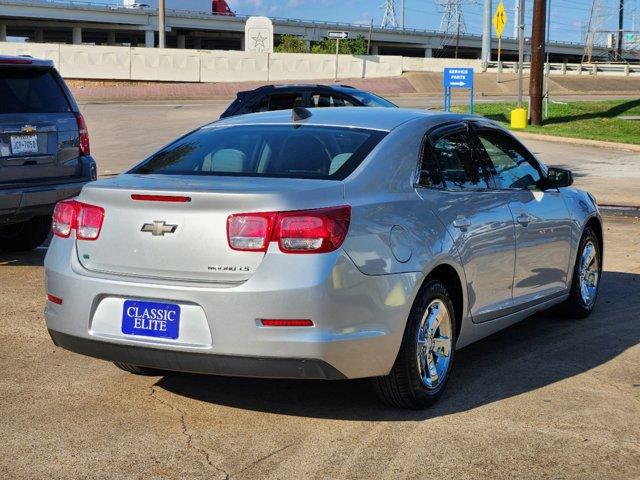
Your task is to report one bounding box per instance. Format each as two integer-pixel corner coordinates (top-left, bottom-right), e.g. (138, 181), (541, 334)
(44, 235), (422, 379)
(48, 329), (346, 379)
(0, 156), (95, 224)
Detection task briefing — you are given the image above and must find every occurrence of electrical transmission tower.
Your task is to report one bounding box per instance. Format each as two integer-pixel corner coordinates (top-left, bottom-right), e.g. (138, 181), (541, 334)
(435, 0), (469, 35)
(583, 0), (615, 61)
(381, 0), (398, 28)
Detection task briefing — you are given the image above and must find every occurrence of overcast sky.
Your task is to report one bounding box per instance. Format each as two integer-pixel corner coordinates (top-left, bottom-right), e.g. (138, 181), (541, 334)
(101, 0), (640, 44)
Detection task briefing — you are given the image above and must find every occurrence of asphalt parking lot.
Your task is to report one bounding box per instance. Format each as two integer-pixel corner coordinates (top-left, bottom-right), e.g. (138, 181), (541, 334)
(1, 99), (639, 479)
(84, 99), (640, 206)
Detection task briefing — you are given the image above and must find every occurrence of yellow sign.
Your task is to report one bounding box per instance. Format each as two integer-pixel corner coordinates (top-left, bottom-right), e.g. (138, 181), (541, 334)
(493, 0), (507, 39)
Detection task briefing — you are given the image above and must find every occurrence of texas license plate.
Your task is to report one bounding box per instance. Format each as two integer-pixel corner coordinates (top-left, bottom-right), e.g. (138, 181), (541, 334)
(121, 300), (181, 339)
(10, 135), (38, 155)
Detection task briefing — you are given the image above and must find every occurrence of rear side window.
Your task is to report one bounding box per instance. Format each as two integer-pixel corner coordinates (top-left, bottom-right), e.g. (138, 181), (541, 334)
(426, 130), (490, 190)
(0, 68), (70, 114)
(131, 124), (387, 181)
(253, 93), (304, 113)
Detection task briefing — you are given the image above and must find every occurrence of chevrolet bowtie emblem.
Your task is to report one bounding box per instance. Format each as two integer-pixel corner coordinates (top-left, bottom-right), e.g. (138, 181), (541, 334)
(141, 221), (177, 236)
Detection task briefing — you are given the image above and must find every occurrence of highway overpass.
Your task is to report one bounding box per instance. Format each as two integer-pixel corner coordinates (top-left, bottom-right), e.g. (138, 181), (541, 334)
(0, 0), (626, 62)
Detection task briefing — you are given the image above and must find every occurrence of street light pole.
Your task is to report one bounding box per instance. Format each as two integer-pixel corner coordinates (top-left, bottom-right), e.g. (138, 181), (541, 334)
(529, 0), (547, 125)
(158, 0), (165, 48)
(481, 0), (492, 62)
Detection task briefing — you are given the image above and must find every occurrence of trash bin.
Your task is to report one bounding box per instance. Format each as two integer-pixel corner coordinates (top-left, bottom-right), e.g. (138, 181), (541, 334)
(511, 108), (527, 129)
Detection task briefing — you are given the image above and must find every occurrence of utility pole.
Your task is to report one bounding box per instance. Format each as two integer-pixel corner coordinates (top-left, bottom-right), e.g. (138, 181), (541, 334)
(517, 0), (525, 108)
(530, 0), (547, 125)
(367, 18), (373, 54)
(617, 0), (624, 59)
(401, 0), (406, 29)
(481, 0), (492, 62)
(158, 0), (165, 48)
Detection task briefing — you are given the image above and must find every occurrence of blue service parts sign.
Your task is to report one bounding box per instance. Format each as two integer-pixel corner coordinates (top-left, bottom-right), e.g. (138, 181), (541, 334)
(444, 68), (474, 88)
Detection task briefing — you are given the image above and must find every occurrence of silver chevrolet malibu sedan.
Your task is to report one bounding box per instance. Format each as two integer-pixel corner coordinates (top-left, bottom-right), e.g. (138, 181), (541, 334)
(44, 107), (603, 409)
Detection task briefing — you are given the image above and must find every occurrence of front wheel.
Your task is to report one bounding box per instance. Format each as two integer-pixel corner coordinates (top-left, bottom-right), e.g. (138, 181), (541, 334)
(373, 280), (456, 409)
(555, 227), (602, 319)
(113, 362), (165, 376)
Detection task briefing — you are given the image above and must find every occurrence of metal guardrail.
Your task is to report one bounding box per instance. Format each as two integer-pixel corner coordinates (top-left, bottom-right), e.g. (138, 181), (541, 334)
(486, 61), (640, 75)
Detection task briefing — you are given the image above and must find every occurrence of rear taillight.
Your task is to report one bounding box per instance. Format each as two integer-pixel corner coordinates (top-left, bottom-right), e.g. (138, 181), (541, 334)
(52, 199), (104, 240)
(227, 206), (351, 254)
(227, 212), (277, 252)
(74, 113), (90, 156)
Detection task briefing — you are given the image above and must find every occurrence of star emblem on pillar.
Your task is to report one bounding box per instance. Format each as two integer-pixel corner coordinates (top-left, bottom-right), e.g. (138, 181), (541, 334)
(252, 32), (267, 49)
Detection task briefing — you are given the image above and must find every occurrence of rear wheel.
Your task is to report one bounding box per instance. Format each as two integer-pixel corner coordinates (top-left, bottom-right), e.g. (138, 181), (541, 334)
(0, 216), (51, 252)
(373, 280), (456, 409)
(113, 362), (165, 376)
(555, 227), (602, 319)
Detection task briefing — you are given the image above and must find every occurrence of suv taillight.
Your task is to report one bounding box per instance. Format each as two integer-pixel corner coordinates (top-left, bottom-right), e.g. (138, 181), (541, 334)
(227, 206), (351, 254)
(52, 199), (104, 240)
(74, 113), (90, 156)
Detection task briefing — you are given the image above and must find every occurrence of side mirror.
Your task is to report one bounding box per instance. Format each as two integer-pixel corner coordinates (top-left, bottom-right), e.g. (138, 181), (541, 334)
(546, 167), (573, 188)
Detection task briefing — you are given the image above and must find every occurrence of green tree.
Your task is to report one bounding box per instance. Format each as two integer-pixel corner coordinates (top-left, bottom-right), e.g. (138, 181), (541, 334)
(274, 35), (308, 53)
(310, 35), (369, 55)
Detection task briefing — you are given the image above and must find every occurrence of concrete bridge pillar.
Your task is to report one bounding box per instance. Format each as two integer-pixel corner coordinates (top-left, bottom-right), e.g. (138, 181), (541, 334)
(424, 46), (433, 58)
(34, 28), (44, 43)
(107, 31), (116, 46)
(370, 44), (379, 55)
(177, 34), (186, 49)
(0, 24), (7, 43)
(145, 29), (155, 48)
(72, 26), (82, 45)
(193, 36), (202, 49)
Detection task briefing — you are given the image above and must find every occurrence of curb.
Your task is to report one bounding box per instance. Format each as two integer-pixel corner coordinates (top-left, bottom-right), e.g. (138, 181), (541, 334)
(599, 205), (640, 218)
(513, 131), (640, 153)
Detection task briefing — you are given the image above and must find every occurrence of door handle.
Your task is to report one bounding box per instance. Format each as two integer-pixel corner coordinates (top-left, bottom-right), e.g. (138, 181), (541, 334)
(453, 216), (471, 231)
(516, 213), (533, 227)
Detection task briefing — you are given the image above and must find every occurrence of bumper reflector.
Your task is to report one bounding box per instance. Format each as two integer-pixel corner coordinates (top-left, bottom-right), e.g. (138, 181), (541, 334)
(46, 294), (63, 305)
(260, 319), (314, 327)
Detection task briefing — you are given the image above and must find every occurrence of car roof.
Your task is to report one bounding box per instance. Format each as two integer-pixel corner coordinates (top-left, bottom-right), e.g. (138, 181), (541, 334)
(0, 55), (54, 68)
(246, 84), (360, 93)
(211, 107), (475, 132)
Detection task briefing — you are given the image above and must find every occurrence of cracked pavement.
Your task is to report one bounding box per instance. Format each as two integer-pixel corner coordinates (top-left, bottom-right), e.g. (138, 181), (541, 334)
(1, 218), (638, 479)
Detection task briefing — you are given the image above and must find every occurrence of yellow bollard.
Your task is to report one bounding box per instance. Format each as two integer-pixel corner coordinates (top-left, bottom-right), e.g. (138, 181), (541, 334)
(511, 108), (528, 129)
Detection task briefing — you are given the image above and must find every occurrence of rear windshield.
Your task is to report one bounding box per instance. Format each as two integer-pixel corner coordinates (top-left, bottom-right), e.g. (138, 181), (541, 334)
(131, 124), (387, 180)
(0, 68), (71, 114)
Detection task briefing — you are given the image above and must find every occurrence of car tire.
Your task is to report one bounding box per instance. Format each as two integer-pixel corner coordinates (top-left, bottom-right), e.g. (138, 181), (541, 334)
(555, 227), (602, 319)
(113, 362), (165, 376)
(373, 280), (457, 409)
(0, 216), (51, 252)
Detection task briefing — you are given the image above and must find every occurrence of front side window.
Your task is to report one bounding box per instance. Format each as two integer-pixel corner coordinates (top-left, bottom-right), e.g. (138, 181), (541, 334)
(475, 130), (542, 190)
(131, 124), (386, 181)
(423, 130), (489, 190)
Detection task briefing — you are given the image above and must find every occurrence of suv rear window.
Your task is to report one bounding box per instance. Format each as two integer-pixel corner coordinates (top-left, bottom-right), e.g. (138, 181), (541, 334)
(0, 68), (71, 114)
(131, 124), (387, 180)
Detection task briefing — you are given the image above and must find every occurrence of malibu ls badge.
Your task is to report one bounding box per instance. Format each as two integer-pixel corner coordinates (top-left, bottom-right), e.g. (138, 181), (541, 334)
(141, 220), (178, 236)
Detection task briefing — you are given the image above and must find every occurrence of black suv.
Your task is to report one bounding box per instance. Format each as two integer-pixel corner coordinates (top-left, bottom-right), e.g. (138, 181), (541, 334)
(0, 56), (96, 252)
(220, 84), (397, 118)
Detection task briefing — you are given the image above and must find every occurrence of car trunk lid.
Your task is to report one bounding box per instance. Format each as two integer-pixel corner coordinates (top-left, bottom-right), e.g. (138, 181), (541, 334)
(75, 174), (345, 284)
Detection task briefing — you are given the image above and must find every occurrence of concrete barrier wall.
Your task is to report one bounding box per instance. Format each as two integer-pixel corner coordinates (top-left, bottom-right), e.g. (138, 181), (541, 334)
(1, 42), (637, 81)
(59, 44), (131, 80)
(0, 42), (60, 67)
(201, 50), (268, 82)
(130, 47), (201, 82)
